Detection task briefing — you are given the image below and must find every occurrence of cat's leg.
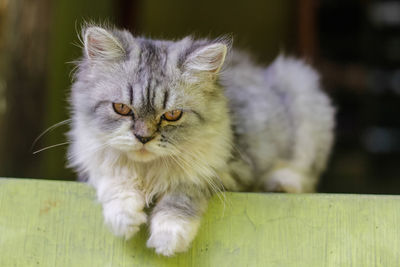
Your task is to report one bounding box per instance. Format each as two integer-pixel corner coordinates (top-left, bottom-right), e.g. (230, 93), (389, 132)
(94, 176), (147, 239)
(147, 189), (208, 256)
(261, 160), (317, 193)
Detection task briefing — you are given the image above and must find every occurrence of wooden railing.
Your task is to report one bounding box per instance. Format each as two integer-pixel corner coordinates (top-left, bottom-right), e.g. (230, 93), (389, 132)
(0, 178), (398, 266)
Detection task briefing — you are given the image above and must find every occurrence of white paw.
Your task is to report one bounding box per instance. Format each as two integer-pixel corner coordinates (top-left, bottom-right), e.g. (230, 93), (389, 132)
(103, 199), (147, 240)
(147, 229), (188, 256)
(264, 168), (305, 193)
(147, 218), (199, 256)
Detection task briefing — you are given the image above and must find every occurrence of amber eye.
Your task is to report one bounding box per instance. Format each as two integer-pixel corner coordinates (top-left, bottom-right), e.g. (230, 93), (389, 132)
(112, 103), (132, 116)
(162, 109), (183, 121)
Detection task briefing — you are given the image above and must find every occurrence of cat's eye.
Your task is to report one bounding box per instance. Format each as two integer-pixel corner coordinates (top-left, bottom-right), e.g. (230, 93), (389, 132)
(162, 109), (183, 121)
(112, 103), (132, 116)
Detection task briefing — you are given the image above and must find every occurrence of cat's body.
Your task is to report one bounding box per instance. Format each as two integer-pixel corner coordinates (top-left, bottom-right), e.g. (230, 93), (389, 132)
(68, 26), (334, 256)
(223, 51), (334, 192)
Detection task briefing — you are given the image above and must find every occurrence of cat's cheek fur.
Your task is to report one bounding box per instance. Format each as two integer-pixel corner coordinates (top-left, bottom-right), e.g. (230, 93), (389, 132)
(147, 213), (201, 256)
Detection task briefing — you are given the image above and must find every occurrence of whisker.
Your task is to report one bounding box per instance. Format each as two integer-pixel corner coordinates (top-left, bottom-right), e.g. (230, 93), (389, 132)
(178, 154), (227, 206)
(31, 119), (72, 151)
(166, 136), (230, 209)
(67, 142), (110, 161)
(33, 142), (70, 154)
(166, 139), (228, 207)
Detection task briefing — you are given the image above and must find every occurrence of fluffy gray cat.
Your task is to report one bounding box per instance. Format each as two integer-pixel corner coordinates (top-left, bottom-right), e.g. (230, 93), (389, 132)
(68, 26), (335, 256)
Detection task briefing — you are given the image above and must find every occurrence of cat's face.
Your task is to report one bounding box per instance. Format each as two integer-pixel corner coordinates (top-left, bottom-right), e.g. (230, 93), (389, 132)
(71, 27), (228, 162)
(83, 69), (207, 163)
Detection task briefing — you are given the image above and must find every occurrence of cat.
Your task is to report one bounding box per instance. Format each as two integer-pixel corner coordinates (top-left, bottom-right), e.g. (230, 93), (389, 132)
(67, 25), (335, 256)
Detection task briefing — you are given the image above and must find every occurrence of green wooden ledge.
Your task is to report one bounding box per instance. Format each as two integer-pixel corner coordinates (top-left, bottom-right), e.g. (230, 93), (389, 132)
(0, 178), (399, 267)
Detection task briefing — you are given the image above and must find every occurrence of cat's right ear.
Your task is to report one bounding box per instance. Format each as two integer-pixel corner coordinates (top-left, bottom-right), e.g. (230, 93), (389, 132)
(83, 27), (125, 62)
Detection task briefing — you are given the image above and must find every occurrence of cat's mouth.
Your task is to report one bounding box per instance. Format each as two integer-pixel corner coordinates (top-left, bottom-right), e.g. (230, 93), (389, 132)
(137, 147), (149, 154)
(130, 146), (158, 162)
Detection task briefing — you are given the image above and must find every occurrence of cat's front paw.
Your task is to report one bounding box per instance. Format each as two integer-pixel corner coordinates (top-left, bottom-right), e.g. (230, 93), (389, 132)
(147, 218), (199, 256)
(103, 199), (147, 240)
(147, 229), (187, 256)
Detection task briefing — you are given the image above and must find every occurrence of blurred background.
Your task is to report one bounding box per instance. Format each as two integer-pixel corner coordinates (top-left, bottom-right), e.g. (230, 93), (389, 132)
(0, 0), (399, 194)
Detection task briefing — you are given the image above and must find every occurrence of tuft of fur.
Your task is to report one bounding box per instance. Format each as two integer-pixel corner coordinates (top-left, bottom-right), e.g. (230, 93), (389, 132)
(67, 26), (335, 256)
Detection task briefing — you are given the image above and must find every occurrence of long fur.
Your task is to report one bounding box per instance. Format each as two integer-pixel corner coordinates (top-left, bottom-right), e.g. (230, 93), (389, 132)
(67, 26), (335, 256)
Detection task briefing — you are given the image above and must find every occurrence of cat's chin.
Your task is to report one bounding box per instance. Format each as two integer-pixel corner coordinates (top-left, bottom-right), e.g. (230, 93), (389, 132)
(127, 149), (159, 163)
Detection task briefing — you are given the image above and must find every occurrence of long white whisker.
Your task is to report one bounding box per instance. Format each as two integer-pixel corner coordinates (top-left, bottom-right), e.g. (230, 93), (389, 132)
(178, 154), (227, 206)
(31, 119), (72, 151)
(176, 134), (245, 209)
(33, 142), (70, 154)
(167, 136), (230, 209)
(168, 140), (227, 207)
(67, 142), (110, 161)
(170, 154), (221, 197)
(169, 137), (225, 186)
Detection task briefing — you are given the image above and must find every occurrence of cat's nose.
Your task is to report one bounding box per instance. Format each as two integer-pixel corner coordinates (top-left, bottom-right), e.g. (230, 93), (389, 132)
(135, 134), (154, 144)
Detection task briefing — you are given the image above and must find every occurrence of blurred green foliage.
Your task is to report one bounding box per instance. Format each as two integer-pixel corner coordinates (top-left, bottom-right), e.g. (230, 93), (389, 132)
(42, 0), (116, 179)
(140, 0), (295, 62)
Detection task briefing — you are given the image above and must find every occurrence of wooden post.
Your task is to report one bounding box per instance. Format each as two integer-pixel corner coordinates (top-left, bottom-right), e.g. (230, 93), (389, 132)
(298, 0), (318, 61)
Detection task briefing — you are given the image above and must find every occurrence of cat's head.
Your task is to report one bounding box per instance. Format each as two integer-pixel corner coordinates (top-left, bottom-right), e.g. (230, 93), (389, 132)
(70, 26), (230, 163)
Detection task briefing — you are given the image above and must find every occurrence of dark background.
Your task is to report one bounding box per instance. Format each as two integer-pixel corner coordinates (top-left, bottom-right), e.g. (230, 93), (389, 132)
(0, 0), (399, 194)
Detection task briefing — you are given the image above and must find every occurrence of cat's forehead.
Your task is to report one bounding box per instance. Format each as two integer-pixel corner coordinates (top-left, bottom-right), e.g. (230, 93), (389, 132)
(127, 37), (194, 78)
(134, 40), (169, 78)
(123, 39), (182, 114)
(124, 40), (172, 89)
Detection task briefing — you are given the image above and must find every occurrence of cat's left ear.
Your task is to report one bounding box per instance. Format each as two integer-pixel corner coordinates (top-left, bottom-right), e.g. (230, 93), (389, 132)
(83, 26), (125, 62)
(183, 43), (227, 79)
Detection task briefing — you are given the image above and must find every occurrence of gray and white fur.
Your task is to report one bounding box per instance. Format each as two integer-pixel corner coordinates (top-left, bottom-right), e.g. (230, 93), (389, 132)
(67, 26), (335, 256)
